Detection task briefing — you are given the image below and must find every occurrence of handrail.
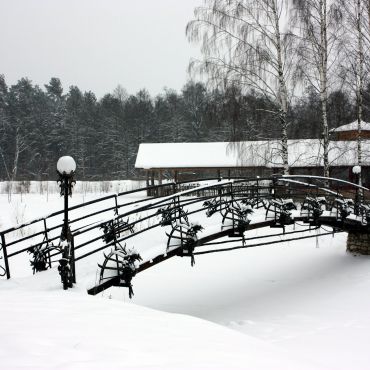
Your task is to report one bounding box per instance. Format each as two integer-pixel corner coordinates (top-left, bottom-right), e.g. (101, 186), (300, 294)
(0, 175), (368, 281)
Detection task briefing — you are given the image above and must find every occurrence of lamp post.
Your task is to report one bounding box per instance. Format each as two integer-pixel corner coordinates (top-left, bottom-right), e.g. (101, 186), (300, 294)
(352, 165), (362, 215)
(352, 165), (361, 185)
(57, 156), (76, 288)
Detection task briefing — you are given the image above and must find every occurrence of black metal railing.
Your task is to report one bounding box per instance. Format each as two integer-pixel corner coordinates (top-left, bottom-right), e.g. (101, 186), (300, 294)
(0, 175), (369, 281)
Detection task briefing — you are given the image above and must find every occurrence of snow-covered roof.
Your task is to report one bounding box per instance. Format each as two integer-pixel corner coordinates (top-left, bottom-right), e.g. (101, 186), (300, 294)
(330, 120), (370, 132)
(135, 140), (370, 169)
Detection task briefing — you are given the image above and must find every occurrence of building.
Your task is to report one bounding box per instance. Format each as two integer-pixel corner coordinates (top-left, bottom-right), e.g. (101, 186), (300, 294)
(135, 123), (370, 188)
(330, 120), (370, 141)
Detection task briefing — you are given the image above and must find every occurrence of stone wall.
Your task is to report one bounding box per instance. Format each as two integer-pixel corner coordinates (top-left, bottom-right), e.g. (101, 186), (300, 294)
(347, 232), (370, 255)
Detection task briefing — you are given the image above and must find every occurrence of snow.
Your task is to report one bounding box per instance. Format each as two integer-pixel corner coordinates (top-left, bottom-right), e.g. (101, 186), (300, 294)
(0, 287), (312, 370)
(1, 190), (370, 369)
(130, 231), (370, 370)
(330, 120), (370, 132)
(135, 139), (370, 169)
(0, 180), (147, 195)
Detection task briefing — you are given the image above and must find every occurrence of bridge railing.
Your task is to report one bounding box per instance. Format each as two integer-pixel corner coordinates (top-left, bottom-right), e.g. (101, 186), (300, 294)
(0, 175), (368, 280)
(71, 176), (367, 264)
(0, 181), (180, 279)
(0, 177), (241, 278)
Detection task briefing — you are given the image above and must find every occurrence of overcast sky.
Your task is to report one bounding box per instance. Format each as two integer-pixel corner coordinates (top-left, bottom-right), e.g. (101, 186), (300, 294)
(0, 0), (203, 97)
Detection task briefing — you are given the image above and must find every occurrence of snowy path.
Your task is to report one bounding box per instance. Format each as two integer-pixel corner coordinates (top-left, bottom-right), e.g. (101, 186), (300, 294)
(1, 193), (370, 369)
(0, 286), (316, 370)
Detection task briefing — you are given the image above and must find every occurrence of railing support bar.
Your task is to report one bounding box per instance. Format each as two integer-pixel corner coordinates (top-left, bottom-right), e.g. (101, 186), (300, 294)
(1, 233), (10, 279)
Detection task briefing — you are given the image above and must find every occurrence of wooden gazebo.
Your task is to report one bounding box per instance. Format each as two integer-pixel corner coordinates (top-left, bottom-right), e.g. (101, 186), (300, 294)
(135, 140), (370, 187)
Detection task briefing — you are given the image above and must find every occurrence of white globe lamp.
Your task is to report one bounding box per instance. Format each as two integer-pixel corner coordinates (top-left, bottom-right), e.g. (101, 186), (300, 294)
(57, 156), (76, 176)
(352, 165), (361, 175)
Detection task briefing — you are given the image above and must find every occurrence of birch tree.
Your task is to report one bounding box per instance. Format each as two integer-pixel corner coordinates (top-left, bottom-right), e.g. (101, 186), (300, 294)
(291, 0), (343, 177)
(186, 0), (295, 174)
(339, 0), (370, 185)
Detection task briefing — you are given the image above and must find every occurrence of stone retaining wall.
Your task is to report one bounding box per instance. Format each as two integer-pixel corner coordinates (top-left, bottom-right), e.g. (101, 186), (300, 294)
(347, 232), (370, 255)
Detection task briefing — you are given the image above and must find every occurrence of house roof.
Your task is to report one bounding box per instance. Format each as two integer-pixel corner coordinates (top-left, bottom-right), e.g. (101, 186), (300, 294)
(330, 120), (370, 132)
(135, 140), (370, 169)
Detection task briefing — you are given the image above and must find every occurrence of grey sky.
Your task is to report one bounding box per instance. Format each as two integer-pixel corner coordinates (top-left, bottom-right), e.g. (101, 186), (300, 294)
(0, 0), (203, 97)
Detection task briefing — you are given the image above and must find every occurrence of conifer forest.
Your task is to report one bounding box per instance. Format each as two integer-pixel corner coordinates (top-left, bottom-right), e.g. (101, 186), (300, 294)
(0, 76), (369, 181)
(1, 0), (370, 181)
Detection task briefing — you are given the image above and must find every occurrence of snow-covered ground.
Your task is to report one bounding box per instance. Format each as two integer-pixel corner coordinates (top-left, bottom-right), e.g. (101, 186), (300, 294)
(1, 190), (370, 369)
(0, 180), (147, 197)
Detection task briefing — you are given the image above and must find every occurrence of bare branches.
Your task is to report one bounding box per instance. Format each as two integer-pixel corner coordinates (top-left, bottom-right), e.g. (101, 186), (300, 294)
(290, 0), (345, 177)
(337, 0), (370, 185)
(187, 0), (295, 174)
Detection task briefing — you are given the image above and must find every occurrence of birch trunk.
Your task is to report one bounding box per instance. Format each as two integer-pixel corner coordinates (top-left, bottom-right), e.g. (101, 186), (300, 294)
(368, 0), (370, 34)
(272, 0), (289, 175)
(356, 0), (364, 185)
(319, 0), (330, 178)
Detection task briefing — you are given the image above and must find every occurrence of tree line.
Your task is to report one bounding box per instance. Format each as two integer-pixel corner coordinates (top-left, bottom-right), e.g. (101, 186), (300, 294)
(2, 0), (370, 181)
(0, 74), (369, 181)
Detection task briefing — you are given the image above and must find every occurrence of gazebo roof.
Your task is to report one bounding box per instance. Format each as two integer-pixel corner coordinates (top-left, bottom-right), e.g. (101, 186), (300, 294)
(135, 140), (370, 169)
(330, 120), (370, 132)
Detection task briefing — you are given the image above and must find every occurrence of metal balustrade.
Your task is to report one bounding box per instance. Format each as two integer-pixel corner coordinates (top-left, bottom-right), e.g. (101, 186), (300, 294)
(0, 175), (368, 297)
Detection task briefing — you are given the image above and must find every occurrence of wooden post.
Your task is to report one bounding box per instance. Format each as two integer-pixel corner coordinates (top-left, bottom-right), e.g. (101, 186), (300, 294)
(146, 170), (150, 196)
(158, 169), (163, 196)
(146, 171), (150, 187)
(149, 170), (155, 197)
(150, 170), (154, 186)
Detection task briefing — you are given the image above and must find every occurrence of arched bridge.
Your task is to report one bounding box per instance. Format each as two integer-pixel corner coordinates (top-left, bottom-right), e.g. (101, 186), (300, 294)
(1, 175), (369, 297)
